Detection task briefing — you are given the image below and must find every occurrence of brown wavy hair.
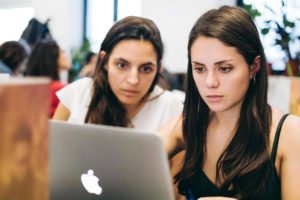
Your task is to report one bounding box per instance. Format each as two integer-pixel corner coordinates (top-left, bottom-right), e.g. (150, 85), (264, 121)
(25, 40), (60, 80)
(176, 6), (272, 199)
(85, 16), (164, 126)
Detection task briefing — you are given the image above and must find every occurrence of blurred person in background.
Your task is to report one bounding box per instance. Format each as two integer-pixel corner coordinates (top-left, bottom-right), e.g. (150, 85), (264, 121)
(0, 41), (29, 76)
(78, 51), (98, 78)
(25, 39), (71, 117)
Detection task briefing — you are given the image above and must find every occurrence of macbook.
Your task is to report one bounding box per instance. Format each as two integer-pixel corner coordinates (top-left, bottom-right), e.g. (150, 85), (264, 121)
(49, 120), (175, 200)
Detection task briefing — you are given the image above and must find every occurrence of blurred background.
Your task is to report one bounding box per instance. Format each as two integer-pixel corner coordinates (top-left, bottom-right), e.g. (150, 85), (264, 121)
(0, 0), (300, 114)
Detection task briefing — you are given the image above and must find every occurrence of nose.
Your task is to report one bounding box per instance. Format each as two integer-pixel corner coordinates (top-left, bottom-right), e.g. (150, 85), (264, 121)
(205, 71), (219, 88)
(127, 68), (139, 85)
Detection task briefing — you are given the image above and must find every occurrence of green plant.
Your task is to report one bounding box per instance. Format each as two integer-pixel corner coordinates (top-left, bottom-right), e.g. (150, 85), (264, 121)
(260, 0), (300, 61)
(242, 0), (300, 76)
(69, 38), (91, 82)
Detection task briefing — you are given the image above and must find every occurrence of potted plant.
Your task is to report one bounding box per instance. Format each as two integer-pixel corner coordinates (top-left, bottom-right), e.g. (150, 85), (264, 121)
(242, 0), (300, 76)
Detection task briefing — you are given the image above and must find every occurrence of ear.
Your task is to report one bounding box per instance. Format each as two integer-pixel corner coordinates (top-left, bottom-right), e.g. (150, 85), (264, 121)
(250, 56), (260, 79)
(98, 51), (107, 70)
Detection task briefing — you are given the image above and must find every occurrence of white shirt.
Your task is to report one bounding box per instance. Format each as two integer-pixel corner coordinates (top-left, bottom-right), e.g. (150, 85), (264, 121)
(56, 77), (183, 132)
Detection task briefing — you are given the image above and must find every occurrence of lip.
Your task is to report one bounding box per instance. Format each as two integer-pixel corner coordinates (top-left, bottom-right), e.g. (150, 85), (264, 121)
(121, 89), (140, 95)
(206, 95), (223, 102)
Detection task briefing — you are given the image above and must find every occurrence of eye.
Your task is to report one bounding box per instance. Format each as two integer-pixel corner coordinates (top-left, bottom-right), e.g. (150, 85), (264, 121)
(117, 62), (127, 69)
(140, 65), (154, 73)
(219, 66), (232, 73)
(193, 66), (206, 73)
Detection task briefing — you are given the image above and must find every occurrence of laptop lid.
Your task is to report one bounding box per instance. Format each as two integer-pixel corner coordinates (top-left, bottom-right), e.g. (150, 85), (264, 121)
(49, 120), (175, 200)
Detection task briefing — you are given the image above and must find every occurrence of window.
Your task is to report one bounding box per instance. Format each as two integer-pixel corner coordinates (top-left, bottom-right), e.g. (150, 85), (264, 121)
(118, 0), (141, 19)
(243, 0), (300, 70)
(0, 7), (34, 44)
(86, 0), (114, 52)
(86, 0), (141, 53)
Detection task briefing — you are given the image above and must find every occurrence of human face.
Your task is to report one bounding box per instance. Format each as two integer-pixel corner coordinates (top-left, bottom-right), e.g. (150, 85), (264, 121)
(105, 39), (158, 110)
(191, 36), (252, 113)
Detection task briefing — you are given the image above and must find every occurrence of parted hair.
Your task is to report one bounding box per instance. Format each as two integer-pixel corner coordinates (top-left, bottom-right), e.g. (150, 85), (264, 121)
(85, 16), (164, 126)
(176, 6), (272, 199)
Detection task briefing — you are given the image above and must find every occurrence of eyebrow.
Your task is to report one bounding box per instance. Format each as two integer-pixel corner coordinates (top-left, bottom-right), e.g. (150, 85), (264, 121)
(192, 59), (233, 66)
(114, 58), (129, 64)
(114, 57), (156, 66)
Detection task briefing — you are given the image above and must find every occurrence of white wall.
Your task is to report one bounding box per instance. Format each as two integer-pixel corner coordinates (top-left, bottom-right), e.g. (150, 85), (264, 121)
(141, 0), (236, 73)
(0, 0), (31, 8)
(31, 0), (83, 51)
(0, 0), (83, 51)
(1, 0), (235, 69)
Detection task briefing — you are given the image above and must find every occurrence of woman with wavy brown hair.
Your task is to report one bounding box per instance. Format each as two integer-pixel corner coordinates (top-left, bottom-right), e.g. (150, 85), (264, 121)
(161, 6), (300, 200)
(53, 16), (183, 132)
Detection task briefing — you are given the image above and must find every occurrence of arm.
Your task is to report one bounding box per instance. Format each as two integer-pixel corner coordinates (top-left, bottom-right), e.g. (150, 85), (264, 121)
(159, 115), (184, 159)
(159, 115), (185, 200)
(52, 102), (70, 121)
(280, 115), (300, 200)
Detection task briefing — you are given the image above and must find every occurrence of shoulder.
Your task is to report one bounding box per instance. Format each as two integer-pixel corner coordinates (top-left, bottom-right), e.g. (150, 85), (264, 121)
(148, 86), (183, 117)
(72, 77), (93, 87)
(271, 108), (300, 199)
(280, 114), (300, 150)
(58, 77), (92, 94)
(272, 107), (300, 159)
(51, 81), (65, 91)
(149, 85), (183, 105)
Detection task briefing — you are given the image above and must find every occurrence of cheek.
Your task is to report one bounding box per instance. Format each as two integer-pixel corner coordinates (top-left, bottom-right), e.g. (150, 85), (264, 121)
(144, 73), (157, 87)
(107, 69), (121, 87)
(227, 75), (250, 96)
(192, 72), (204, 90)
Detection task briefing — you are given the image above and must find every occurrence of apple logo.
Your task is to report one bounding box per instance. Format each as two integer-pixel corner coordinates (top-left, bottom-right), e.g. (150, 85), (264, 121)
(81, 169), (102, 195)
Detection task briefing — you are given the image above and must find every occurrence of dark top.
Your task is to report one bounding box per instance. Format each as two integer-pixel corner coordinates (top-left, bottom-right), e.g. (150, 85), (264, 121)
(182, 114), (289, 200)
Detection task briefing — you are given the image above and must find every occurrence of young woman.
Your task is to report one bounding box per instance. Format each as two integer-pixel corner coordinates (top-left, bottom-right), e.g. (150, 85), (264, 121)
(25, 39), (71, 117)
(53, 16), (183, 132)
(160, 6), (300, 200)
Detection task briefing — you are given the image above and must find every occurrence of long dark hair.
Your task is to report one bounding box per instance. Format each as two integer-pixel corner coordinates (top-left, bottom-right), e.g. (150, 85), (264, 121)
(85, 16), (164, 126)
(25, 39), (60, 80)
(176, 6), (272, 199)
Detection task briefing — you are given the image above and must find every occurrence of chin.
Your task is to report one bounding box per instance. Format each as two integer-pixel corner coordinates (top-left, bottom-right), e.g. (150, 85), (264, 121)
(119, 98), (140, 106)
(206, 104), (228, 113)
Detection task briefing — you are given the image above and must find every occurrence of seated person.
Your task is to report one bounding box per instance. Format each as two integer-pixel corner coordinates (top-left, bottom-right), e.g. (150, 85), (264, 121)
(0, 41), (28, 76)
(78, 51), (97, 77)
(160, 6), (300, 200)
(53, 16), (183, 132)
(25, 39), (71, 117)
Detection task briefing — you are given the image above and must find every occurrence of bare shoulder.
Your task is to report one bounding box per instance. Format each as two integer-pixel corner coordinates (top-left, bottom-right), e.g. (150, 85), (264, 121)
(281, 113), (300, 147)
(272, 107), (300, 149)
(272, 109), (300, 199)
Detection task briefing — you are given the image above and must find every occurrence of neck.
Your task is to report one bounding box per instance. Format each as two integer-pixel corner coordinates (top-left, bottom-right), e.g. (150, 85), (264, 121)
(124, 95), (149, 120)
(208, 103), (242, 139)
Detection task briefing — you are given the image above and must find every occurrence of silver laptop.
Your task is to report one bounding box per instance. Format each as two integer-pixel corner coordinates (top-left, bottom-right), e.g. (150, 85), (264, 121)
(49, 120), (175, 200)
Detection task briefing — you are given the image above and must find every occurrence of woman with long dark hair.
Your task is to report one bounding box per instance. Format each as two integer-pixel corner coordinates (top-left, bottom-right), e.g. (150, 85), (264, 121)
(53, 16), (183, 131)
(161, 6), (300, 200)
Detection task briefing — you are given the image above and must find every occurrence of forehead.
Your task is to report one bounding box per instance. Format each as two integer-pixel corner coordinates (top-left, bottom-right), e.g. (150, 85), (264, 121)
(190, 36), (244, 63)
(110, 39), (157, 62)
